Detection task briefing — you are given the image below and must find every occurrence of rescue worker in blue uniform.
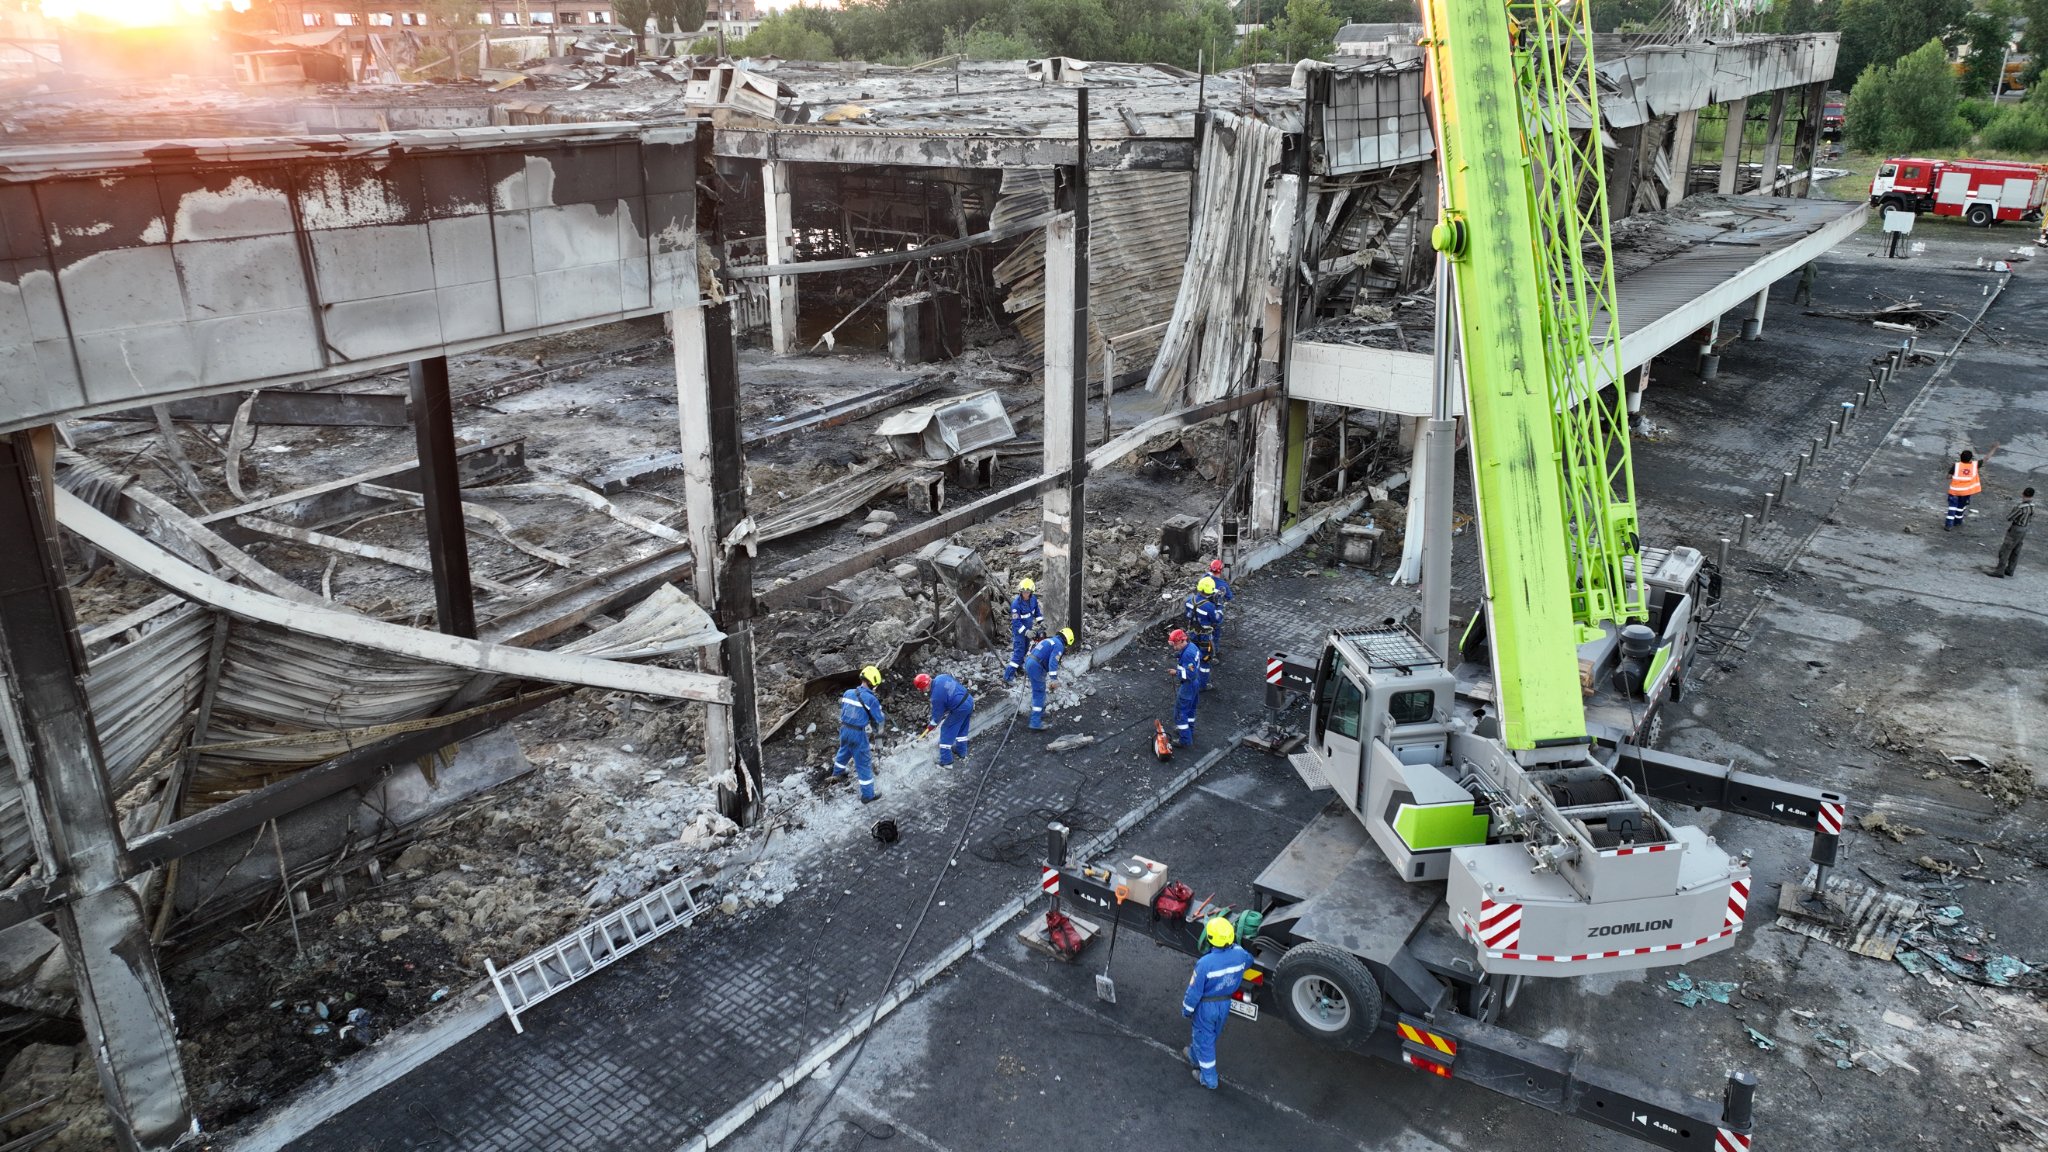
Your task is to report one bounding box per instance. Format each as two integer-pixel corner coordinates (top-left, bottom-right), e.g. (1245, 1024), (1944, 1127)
(1205, 559), (1234, 651)
(915, 672), (975, 767)
(1023, 627), (1074, 730)
(1004, 577), (1043, 684)
(831, 665), (886, 804)
(1183, 578), (1221, 690)
(1182, 917), (1253, 1090)
(1170, 628), (1204, 747)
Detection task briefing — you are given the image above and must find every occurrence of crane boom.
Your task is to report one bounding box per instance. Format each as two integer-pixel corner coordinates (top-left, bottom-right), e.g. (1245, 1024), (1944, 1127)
(1422, 0), (1647, 751)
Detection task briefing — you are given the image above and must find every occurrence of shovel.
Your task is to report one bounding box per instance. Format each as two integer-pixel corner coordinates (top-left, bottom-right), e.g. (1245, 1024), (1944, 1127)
(1094, 884), (1129, 1004)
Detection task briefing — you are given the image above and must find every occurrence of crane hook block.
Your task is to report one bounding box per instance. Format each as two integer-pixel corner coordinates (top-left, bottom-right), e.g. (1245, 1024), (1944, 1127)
(1430, 218), (1467, 257)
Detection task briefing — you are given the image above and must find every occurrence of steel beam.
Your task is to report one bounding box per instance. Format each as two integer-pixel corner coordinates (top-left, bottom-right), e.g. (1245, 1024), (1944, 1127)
(0, 432), (194, 1151)
(99, 390), (409, 428)
(409, 357), (478, 639)
(1716, 97), (1748, 196)
(194, 436), (526, 547)
(713, 125), (1194, 172)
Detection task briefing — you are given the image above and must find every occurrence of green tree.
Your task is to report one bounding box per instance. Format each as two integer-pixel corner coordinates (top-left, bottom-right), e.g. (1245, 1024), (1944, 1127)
(1881, 37), (1969, 151)
(1265, 0), (1338, 61)
(1845, 59), (1894, 151)
(1588, 0), (1662, 32)
(2018, 0), (2048, 87)
(729, 10), (839, 57)
(1982, 103), (2048, 150)
(1833, 0), (1969, 89)
(1018, 0), (1117, 58)
(1329, 0), (1416, 23)
(942, 20), (1045, 57)
(652, 0), (708, 39)
(613, 0), (653, 51)
(1958, 0), (2015, 100)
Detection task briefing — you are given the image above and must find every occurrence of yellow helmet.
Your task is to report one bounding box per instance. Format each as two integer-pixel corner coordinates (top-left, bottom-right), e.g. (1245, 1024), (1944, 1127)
(1019, 577), (1036, 592)
(1059, 627), (1075, 646)
(861, 666), (882, 687)
(1197, 576), (1217, 595)
(1205, 917), (1235, 947)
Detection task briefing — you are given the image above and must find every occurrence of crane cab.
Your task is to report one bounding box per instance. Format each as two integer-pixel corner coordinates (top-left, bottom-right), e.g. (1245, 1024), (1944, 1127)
(1298, 625), (1489, 884)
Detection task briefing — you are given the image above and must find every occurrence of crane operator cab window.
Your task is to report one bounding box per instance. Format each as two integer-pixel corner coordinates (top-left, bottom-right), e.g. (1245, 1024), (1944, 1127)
(1387, 688), (1434, 726)
(1323, 674), (1363, 741)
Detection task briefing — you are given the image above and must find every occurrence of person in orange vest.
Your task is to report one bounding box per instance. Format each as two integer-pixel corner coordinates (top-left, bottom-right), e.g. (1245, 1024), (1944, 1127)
(1945, 443), (1999, 530)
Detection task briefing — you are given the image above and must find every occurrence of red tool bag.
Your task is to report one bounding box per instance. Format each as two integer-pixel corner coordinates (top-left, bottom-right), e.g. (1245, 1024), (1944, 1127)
(1046, 909), (1085, 960)
(1154, 881), (1193, 921)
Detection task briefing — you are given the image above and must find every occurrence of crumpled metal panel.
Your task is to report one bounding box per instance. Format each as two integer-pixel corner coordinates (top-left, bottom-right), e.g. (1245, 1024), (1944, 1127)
(0, 604), (210, 884)
(877, 390), (1016, 461)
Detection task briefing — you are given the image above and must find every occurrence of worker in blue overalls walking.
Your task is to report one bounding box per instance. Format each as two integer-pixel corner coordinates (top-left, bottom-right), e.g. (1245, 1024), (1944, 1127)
(1169, 628), (1204, 747)
(1023, 627), (1073, 730)
(1183, 917), (1253, 1090)
(1205, 559), (1234, 653)
(915, 672), (975, 767)
(1183, 579), (1221, 691)
(1004, 577), (1043, 684)
(831, 665), (886, 804)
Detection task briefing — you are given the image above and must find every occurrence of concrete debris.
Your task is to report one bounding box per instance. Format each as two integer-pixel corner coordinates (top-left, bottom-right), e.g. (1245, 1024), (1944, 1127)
(1045, 734), (1097, 753)
(1858, 811), (1924, 842)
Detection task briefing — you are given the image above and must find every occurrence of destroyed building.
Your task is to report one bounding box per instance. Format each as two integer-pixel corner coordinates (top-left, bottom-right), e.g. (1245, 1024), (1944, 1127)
(0, 26), (1869, 1151)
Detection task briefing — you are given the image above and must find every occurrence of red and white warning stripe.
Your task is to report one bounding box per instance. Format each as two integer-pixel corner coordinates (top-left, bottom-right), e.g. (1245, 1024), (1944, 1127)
(1476, 899), (1521, 951)
(1715, 1127), (1752, 1152)
(1464, 922), (1742, 964)
(1040, 867), (1060, 894)
(1816, 800), (1845, 836)
(1596, 842), (1675, 857)
(1724, 878), (1750, 929)
(1265, 657), (1285, 685)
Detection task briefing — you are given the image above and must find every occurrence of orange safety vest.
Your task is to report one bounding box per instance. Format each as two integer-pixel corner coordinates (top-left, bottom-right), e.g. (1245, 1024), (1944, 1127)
(1949, 461), (1981, 497)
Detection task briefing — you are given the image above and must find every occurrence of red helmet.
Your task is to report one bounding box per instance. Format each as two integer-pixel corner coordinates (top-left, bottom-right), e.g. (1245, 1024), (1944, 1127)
(914, 673), (933, 692)
(1168, 628), (1188, 645)
(1209, 559), (1224, 574)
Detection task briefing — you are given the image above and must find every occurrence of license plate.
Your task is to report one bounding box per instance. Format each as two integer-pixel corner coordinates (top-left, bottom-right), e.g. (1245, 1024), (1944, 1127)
(1229, 999), (1258, 1021)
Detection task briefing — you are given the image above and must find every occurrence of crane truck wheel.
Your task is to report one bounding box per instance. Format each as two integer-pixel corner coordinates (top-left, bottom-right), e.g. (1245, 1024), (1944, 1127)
(1464, 972), (1525, 1024)
(1273, 943), (1382, 1044)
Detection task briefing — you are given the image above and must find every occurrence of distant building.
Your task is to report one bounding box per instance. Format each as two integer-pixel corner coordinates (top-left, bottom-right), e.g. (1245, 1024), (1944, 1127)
(1334, 22), (1423, 61)
(277, 2), (618, 31)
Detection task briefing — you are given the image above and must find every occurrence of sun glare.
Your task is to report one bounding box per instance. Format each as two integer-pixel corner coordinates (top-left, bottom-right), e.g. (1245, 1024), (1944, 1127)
(39, 0), (249, 29)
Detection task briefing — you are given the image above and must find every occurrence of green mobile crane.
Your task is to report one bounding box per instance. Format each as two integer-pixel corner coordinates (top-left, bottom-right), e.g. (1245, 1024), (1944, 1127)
(1040, 2), (1850, 1149)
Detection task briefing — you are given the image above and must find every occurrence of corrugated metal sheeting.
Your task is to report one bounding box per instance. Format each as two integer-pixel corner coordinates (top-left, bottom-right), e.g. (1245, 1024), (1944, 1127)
(0, 605), (211, 882)
(991, 169), (1192, 376)
(1144, 111), (1288, 406)
(1593, 34), (1839, 128)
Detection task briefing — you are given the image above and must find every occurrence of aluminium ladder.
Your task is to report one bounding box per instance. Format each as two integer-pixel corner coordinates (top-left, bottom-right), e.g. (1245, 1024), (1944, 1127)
(486, 873), (709, 1033)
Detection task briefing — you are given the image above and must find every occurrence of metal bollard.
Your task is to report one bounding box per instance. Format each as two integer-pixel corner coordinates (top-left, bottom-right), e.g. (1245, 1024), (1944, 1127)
(1777, 472), (1791, 504)
(1841, 401), (1856, 427)
(1737, 513), (1753, 548)
(1793, 452), (1807, 484)
(1823, 420), (1836, 449)
(1761, 492), (1776, 522)
(1717, 536), (1731, 572)
(1856, 389), (1869, 414)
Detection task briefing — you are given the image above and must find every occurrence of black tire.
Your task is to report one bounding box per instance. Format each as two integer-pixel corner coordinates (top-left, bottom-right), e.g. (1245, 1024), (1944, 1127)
(1879, 195), (1907, 213)
(1463, 972), (1525, 1024)
(1968, 204), (1994, 228)
(1274, 942), (1382, 1045)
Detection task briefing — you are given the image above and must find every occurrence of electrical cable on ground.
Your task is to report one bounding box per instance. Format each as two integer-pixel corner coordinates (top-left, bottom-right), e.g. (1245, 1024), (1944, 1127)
(778, 708), (1025, 1152)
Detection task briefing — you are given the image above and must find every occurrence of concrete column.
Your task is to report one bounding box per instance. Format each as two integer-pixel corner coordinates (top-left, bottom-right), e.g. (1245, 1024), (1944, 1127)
(1625, 360), (1652, 426)
(1754, 89), (1788, 195)
(1795, 80), (1827, 197)
(0, 431), (194, 1151)
(761, 159), (797, 355)
(1717, 96), (1748, 195)
(1698, 317), (1722, 380)
(1250, 401), (1283, 536)
(1040, 211), (1083, 631)
(1607, 124), (1644, 221)
(1742, 289), (1768, 340)
(1665, 109), (1698, 208)
(673, 299), (763, 820)
(408, 356), (476, 638)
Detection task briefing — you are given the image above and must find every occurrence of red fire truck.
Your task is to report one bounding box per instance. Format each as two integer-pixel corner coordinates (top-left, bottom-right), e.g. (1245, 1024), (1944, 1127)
(1821, 99), (1844, 140)
(1869, 157), (2048, 226)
